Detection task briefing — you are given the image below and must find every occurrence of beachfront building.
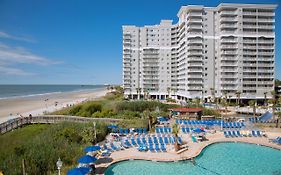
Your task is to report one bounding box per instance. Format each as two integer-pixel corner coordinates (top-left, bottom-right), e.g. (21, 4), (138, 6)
(122, 3), (277, 102)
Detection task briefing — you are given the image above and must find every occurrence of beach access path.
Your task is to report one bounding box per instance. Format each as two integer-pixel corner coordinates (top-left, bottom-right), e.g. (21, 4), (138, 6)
(0, 88), (108, 124)
(94, 131), (281, 174)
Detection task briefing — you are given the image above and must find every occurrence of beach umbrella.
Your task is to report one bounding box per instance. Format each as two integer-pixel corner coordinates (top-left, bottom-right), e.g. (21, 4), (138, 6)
(84, 145), (101, 152)
(193, 128), (205, 133)
(67, 167), (91, 175)
(77, 155), (98, 164)
(107, 125), (118, 129)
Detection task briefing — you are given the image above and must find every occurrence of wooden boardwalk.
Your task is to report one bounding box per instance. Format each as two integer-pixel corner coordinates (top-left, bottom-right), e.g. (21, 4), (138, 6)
(0, 115), (122, 134)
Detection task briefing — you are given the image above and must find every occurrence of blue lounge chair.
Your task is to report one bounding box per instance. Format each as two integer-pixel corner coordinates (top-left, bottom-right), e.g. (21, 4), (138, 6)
(232, 130), (238, 137)
(124, 129), (129, 135)
(156, 128), (160, 134)
(161, 144), (167, 152)
(149, 144), (154, 152)
(224, 131), (229, 138)
(233, 122), (237, 128)
(176, 119), (179, 124)
(124, 140), (132, 147)
(137, 137), (142, 145)
(183, 120), (188, 125)
(228, 131), (233, 137)
(153, 137), (158, 144)
(252, 130), (257, 137)
(155, 144), (160, 152)
(131, 138), (137, 146)
(164, 137), (169, 144)
(237, 130), (242, 137)
(168, 128), (172, 133)
(181, 127), (186, 133)
(179, 119), (183, 124)
(143, 128), (147, 134)
(186, 128), (190, 133)
(164, 127), (168, 133)
(170, 136), (175, 144)
(256, 130), (262, 137)
(178, 137), (183, 145)
(159, 137), (164, 144)
(139, 128), (143, 134)
(142, 137), (147, 145)
(188, 120), (192, 125)
(110, 143), (119, 151)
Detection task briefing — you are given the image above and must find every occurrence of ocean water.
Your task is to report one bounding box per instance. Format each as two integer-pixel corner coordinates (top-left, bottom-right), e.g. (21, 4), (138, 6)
(0, 85), (106, 99)
(105, 143), (281, 175)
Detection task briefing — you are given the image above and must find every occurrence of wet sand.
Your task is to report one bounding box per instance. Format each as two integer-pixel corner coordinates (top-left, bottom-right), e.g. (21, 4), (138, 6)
(0, 88), (107, 123)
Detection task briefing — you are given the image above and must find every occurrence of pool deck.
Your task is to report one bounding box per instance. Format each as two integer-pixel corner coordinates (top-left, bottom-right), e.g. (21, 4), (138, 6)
(94, 131), (281, 174)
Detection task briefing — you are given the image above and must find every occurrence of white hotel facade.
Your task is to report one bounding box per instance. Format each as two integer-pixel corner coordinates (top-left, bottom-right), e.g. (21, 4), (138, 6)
(122, 3), (277, 102)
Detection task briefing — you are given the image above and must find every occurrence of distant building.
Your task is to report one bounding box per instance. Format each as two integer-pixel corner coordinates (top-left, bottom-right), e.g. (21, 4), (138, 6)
(122, 3), (277, 102)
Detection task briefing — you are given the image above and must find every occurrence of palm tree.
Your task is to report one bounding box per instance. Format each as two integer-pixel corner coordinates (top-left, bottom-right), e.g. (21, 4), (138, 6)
(271, 90), (276, 120)
(136, 87), (141, 100)
(235, 91), (241, 107)
(249, 100), (257, 118)
(276, 111), (281, 128)
(143, 109), (152, 131)
(167, 87), (171, 99)
(172, 123), (180, 151)
(264, 92), (268, 107)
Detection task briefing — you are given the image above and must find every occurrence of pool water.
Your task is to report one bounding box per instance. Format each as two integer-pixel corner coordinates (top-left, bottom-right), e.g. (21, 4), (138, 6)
(105, 143), (281, 175)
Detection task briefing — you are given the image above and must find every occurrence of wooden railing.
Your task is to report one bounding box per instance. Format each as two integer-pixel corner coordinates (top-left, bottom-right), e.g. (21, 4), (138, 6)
(0, 115), (122, 134)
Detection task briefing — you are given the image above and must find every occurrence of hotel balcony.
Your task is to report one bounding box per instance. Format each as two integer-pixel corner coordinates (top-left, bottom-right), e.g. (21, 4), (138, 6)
(187, 12), (202, 18)
(221, 51), (238, 55)
(188, 18), (203, 23)
(220, 17), (238, 22)
(258, 12), (274, 16)
(220, 10), (238, 16)
(243, 11), (257, 16)
(220, 24), (238, 29)
(221, 45), (238, 49)
(187, 39), (203, 44)
(188, 50), (203, 56)
(187, 45), (203, 50)
(221, 56), (238, 61)
(221, 39), (238, 43)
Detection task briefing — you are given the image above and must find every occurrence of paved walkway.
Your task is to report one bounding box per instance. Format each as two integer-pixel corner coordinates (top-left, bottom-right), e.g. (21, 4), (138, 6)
(94, 131), (281, 174)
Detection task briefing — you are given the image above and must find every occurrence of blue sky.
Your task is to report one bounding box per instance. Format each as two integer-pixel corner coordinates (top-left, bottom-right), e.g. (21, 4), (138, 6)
(0, 0), (280, 85)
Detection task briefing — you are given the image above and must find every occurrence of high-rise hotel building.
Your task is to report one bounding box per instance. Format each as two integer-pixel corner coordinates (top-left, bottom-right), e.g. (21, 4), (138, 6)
(122, 3), (277, 101)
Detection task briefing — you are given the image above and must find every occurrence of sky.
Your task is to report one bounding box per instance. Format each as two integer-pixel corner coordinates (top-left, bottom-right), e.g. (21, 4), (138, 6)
(0, 0), (280, 85)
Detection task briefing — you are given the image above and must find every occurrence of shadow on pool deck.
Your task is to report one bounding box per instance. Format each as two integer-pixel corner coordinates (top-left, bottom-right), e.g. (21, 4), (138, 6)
(95, 157), (113, 165)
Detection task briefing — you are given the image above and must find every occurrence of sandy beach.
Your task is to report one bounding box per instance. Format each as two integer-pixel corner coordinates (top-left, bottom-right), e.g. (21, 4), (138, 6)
(0, 88), (108, 123)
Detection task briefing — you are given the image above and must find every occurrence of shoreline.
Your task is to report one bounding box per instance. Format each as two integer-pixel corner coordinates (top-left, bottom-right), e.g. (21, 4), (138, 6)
(0, 88), (108, 124)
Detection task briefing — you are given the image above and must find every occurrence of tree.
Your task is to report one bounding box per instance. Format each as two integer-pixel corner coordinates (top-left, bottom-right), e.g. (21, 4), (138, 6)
(143, 109), (152, 131)
(276, 112), (281, 128)
(136, 87), (141, 100)
(270, 90), (276, 120)
(264, 92), (268, 106)
(249, 100), (257, 118)
(235, 91), (241, 107)
(172, 124), (180, 151)
(167, 87), (171, 98)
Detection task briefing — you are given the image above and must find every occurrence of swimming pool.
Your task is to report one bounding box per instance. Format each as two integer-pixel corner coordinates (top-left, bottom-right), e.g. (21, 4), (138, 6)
(105, 143), (281, 175)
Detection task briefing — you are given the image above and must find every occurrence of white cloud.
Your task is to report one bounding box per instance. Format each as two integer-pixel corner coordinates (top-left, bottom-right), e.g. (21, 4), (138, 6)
(0, 31), (35, 42)
(0, 66), (33, 76)
(0, 43), (61, 66)
(0, 43), (62, 76)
